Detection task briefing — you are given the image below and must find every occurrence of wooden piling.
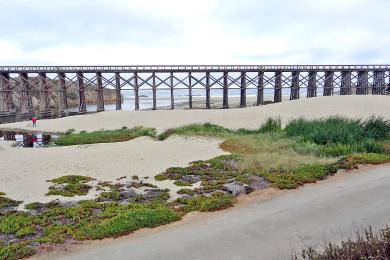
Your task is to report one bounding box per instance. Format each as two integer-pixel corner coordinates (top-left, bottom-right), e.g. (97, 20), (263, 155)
(96, 72), (104, 112)
(188, 72), (193, 109)
(57, 72), (67, 117)
(134, 72), (139, 110)
(307, 71), (317, 98)
(170, 72), (174, 109)
(357, 71), (369, 95)
(19, 73), (34, 118)
(240, 72), (246, 108)
(257, 71), (264, 105)
(223, 71), (228, 109)
(152, 72), (157, 110)
(77, 72), (86, 113)
(38, 72), (52, 118)
(274, 71), (282, 103)
(206, 72), (211, 109)
(115, 72), (122, 110)
(340, 71), (352, 95)
(0, 73), (13, 111)
(290, 71), (300, 100)
(323, 71), (334, 96)
(373, 71), (385, 95)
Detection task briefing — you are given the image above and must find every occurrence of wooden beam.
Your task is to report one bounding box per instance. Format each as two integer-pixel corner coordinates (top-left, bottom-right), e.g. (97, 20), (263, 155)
(188, 72), (192, 109)
(206, 72), (211, 109)
(152, 72), (157, 110)
(373, 71), (385, 95)
(257, 71), (264, 105)
(274, 71), (282, 103)
(240, 72), (246, 108)
(115, 72), (122, 110)
(223, 71), (228, 109)
(307, 71), (317, 98)
(77, 72), (86, 113)
(340, 71), (352, 95)
(96, 72), (104, 112)
(323, 71), (334, 96)
(134, 72), (139, 110)
(170, 72), (174, 109)
(290, 71), (300, 100)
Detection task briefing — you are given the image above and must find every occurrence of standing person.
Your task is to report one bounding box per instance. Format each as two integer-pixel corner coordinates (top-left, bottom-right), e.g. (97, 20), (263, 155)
(32, 116), (37, 127)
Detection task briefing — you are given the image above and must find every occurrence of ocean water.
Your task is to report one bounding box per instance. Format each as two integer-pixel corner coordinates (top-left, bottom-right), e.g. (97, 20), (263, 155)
(65, 86), (321, 112)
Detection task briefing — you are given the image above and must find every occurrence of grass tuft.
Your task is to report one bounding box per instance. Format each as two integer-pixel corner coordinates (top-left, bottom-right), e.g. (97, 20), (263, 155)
(55, 127), (156, 146)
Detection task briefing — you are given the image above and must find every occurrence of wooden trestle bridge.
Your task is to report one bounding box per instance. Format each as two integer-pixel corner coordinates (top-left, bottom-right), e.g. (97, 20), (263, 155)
(0, 65), (389, 123)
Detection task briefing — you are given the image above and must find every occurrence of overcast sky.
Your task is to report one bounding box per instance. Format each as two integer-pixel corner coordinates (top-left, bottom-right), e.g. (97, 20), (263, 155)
(1, 0), (389, 65)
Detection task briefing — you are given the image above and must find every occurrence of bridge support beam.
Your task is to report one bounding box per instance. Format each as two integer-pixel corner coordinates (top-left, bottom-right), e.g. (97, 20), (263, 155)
(134, 72), (139, 110)
(223, 71), (228, 109)
(323, 71), (334, 96)
(188, 72), (193, 109)
(96, 72), (104, 112)
(0, 73), (13, 112)
(170, 72), (174, 109)
(19, 73), (34, 120)
(257, 71), (264, 105)
(274, 71), (282, 103)
(77, 72), (87, 114)
(290, 71), (300, 100)
(115, 72), (121, 110)
(38, 72), (52, 118)
(373, 71), (385, 95)
(307, 71), (317, 98)
(340, 71), (352, 95)
(57, 72), (66, 117)
(240, 72), (246, 108)
(206, 72), (211, 109)
(357, 71), (369, 95)
(152, 72), (157, 110)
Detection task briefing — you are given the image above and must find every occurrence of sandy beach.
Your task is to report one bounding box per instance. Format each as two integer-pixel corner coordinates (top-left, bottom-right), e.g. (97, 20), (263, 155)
(0, 136), (226, 206)
(1, 95), (390, 134)
(0, 95), (389, 206)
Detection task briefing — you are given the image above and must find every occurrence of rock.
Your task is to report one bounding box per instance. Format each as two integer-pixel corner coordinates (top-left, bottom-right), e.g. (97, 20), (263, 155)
(223, 181), (253, 196)
(120, 189), (139, 199)
(246, 175), (271, 190)
(181, 175), (201, 183)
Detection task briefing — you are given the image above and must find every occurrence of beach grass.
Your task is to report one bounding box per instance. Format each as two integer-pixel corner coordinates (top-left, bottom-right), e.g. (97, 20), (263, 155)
(55, 126), (156, 146)
(156, 116), (390, 190)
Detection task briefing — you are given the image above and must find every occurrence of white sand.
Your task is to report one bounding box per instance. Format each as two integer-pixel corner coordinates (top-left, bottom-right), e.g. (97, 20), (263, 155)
(0, 136), (226, 206)
(1, 95), (390, 206)
(1, 96), (389, 134)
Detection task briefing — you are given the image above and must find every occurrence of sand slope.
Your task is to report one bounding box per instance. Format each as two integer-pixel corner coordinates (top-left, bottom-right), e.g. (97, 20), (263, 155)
(1, 96), (389, 134)
(0, 136), (226, 205)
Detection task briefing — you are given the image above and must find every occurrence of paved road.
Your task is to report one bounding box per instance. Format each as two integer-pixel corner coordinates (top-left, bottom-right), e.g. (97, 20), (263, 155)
(54, 165), (390, 260)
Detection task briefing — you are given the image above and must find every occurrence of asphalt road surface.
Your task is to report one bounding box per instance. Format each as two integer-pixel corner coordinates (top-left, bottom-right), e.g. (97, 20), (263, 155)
(48, 164), (390, 260)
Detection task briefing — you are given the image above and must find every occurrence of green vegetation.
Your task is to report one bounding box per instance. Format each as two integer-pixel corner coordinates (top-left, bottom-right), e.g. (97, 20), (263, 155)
(156, 117), (390, 191)
(0, 242), (35, 260)
(297, 226), (390, 260)
(285, 116), (389, 156)
(0, 201), (181, 258)
(0, 193), (22, 210)
(55, 126), (156, 146)
(176, 192), (235, 212)
(46, 175), (93, 197)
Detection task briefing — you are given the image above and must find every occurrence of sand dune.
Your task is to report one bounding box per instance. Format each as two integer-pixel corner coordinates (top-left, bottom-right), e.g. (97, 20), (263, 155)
(0, 136), (226, 206)
(1, 96), (389, 134)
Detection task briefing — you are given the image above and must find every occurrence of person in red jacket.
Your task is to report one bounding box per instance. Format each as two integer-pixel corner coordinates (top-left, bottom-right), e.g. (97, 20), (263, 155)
(32, 116), (37, 127)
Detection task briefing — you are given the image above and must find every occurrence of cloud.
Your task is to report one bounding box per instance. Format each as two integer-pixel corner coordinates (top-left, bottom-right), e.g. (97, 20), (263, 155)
(0, 0), (389, 65)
